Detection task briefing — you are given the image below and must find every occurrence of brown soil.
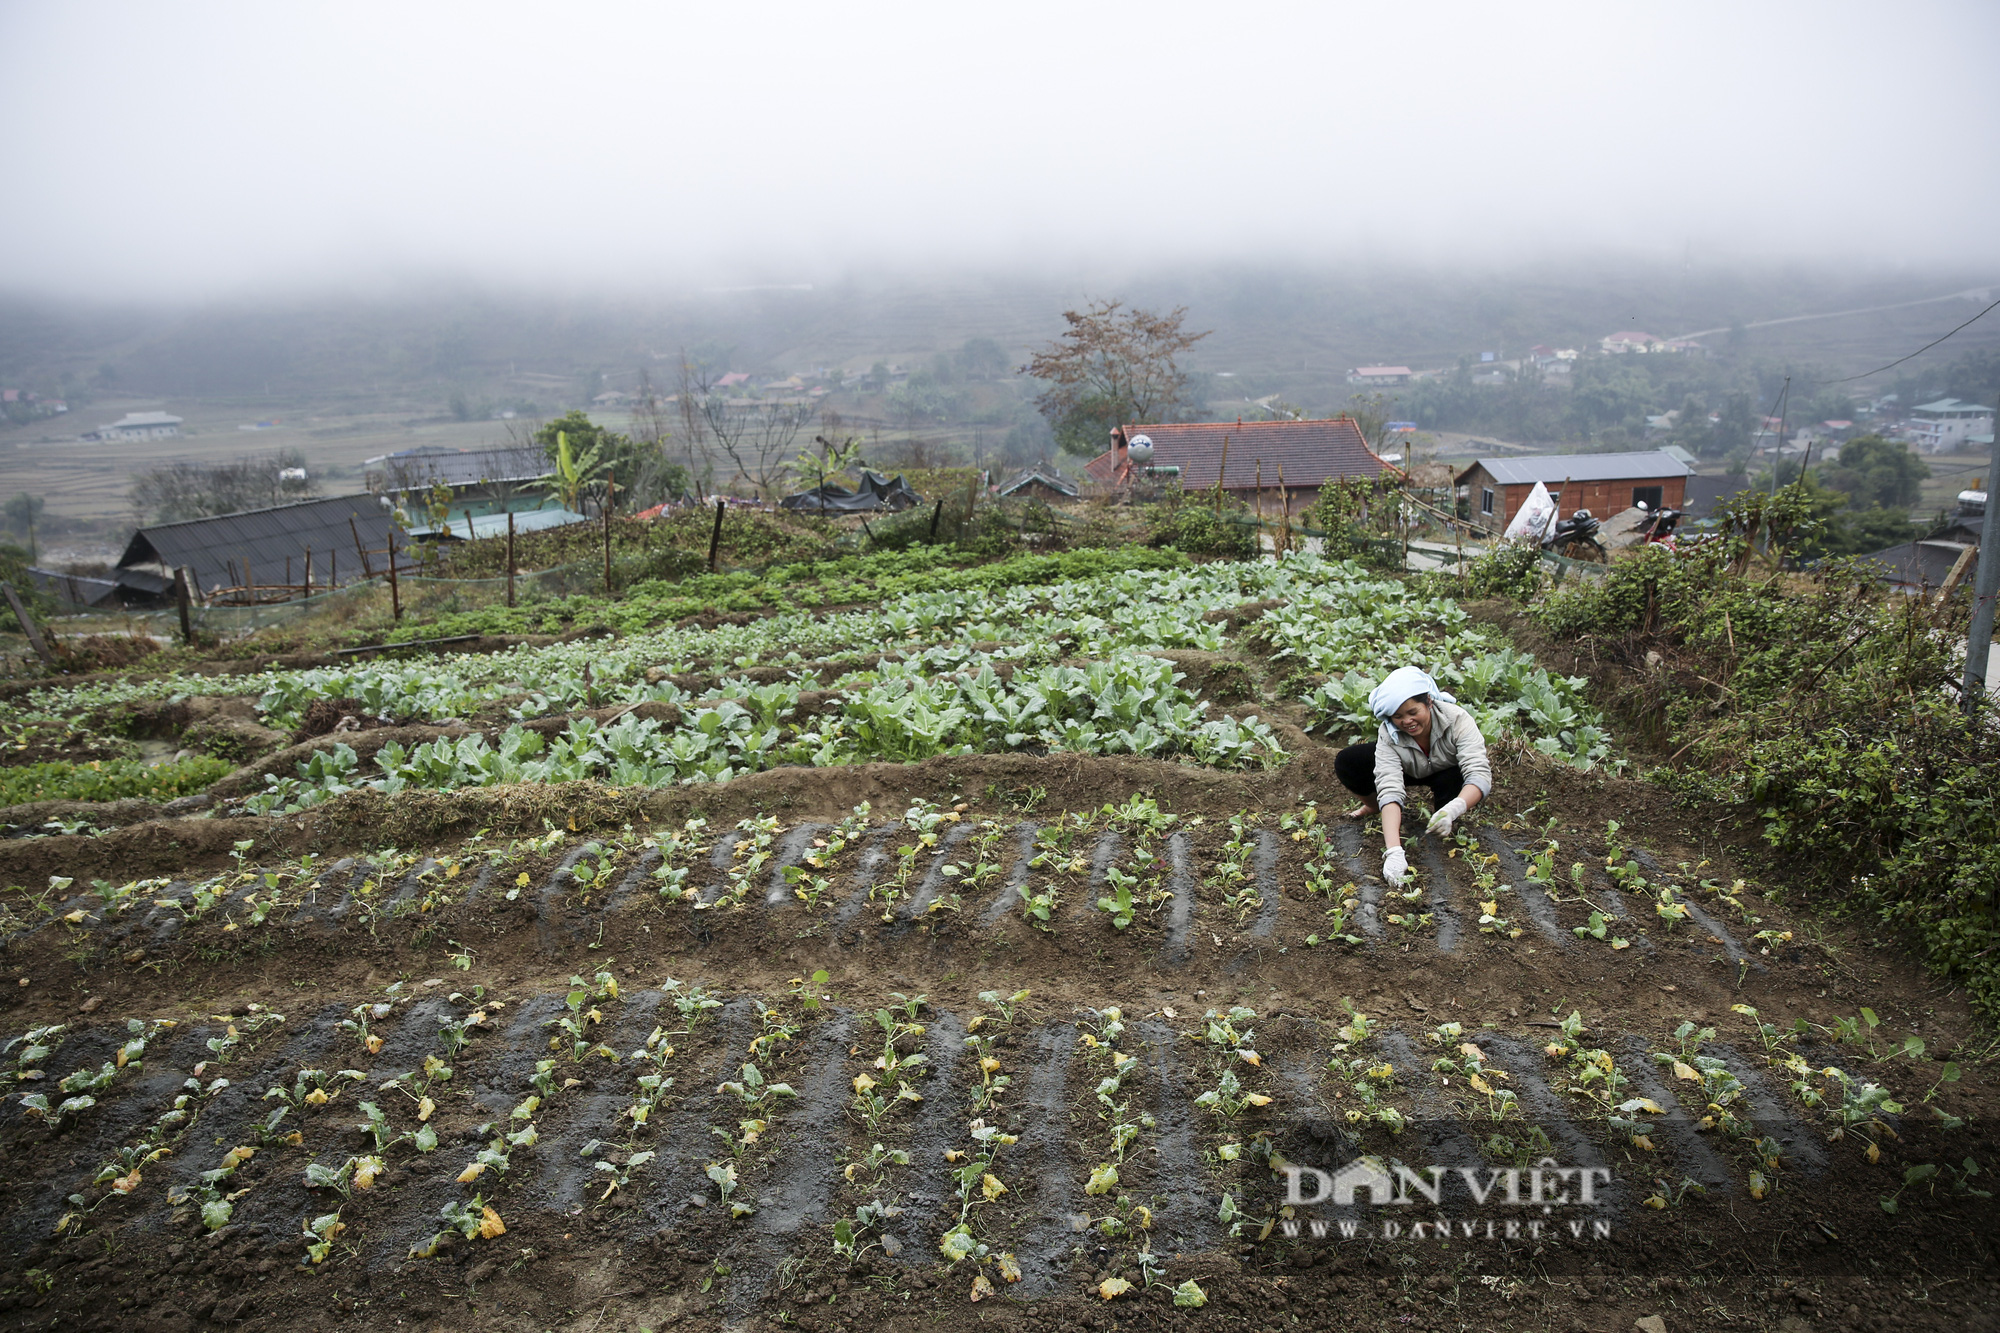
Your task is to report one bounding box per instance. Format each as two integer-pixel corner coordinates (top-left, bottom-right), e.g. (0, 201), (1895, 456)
(0, 745), (1993, 1333)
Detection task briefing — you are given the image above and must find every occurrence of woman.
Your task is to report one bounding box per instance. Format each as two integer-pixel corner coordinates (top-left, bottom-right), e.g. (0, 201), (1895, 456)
(1334, 666), (1491, 887)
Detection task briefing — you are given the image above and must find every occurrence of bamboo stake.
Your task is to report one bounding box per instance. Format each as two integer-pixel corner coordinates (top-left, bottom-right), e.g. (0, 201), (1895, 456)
(507, 511), (516, 608)
(1214, 435), (1231, 514)
(603, 478), (615, 593)
(304, 548), (313, 598)
(708, 499), (725, 572)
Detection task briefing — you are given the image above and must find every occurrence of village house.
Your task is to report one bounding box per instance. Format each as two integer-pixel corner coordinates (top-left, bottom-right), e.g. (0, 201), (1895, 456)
(364, 444), (554, 519)
(1455, 450), (1690, 529)
(115, 494), (405, 602)
(1085, 418), (1395, 504)
(1599, 331), (1657, 354)
(994, 464), (1080, 504)
(1345, 365), (1413, 386)
(82, 410), (182, 441)
(1903, 398), (1994, 453)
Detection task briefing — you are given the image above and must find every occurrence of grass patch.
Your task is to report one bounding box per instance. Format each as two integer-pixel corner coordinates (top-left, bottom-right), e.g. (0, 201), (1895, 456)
(0, 756), (235, 807)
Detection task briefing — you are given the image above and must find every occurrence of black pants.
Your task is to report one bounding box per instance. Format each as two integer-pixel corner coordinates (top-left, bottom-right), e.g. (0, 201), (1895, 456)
(1334, 743), (1465, 813)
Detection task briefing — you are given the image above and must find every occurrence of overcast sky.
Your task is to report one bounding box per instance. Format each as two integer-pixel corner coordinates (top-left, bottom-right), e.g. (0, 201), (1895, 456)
(3, 1), (1997, 300)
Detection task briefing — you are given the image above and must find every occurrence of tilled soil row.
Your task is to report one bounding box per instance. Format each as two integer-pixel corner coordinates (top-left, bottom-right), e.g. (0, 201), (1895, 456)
(0, 983), (1992, 1332)
(2, 779), (1997, 1332)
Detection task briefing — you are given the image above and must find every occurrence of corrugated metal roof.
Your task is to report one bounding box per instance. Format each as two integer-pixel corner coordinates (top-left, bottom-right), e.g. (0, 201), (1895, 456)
(118, 494), (402, 595)
(27, 568), (122, 609)
(996, 468), (1079, 499)
(409, 507), (590, 540)
(1458, 451), (1691, 487)
(1085, 418), (1391, 489)
(372, 445), (552, 492)
(1857, 539), (1972, 589)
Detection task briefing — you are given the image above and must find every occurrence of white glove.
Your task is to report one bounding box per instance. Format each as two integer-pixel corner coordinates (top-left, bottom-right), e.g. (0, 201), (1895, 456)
(1382, 847), (1409, 887)
(1427, 797), (1469, 838)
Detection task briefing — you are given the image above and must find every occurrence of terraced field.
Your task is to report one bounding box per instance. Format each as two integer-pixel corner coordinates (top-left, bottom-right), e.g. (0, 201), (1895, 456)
(0, 550), (1994, 1332)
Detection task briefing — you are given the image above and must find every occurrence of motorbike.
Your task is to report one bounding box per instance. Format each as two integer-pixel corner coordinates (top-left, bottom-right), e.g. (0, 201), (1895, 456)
(1632, 501), (1684, 547)
(1541, 508), (1606, 561)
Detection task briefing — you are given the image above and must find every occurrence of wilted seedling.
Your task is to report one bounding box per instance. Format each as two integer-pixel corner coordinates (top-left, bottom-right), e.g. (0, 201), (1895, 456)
(946, 1118), (1019, 1223)
(301, 1210), (347, 1264)
(3, 1023), (67, 1089)
(831, 1198), (901, 1259)
(717, 1061), (797, 1112)
(593, 1149), (656, 1201)
(338, 1005), (385, 1056)
(411, 1194), (506, 1256)
(1095, 866), (1139, 930)
(962, 1035), (1012, 1114)
(705, 1157), (752, 1217)
(167, 1144), (258, 1231)
(93, 1141), (169, 1195)
(661, 977), (723, 1029)
(841, 1142), (911, 1190)
(788, 969), (831, 1012)
(975, 988), (1030, 1027)
(303, 1153), (386, 1199)
(1193, 1068), (1273, 1121)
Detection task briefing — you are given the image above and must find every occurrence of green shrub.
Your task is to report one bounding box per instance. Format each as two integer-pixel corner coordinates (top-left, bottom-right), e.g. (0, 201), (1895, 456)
(0, 756), (234, 808)
(1153, 503), (1257, 558)
(1533, 540), (2000, 1016)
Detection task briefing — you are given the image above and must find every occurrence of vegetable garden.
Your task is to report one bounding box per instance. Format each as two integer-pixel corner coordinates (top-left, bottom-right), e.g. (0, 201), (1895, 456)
(0, 543), (1992, 1333)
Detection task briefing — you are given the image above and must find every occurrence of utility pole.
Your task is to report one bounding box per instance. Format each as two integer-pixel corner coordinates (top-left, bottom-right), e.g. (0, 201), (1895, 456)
(1963, 393), (2000, 713)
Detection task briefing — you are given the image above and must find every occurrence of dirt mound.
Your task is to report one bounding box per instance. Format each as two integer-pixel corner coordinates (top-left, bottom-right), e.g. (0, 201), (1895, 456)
(289, 697), (389, 745)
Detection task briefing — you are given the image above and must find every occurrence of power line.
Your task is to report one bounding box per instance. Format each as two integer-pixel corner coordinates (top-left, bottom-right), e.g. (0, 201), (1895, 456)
(1815, 293), (2000, 385)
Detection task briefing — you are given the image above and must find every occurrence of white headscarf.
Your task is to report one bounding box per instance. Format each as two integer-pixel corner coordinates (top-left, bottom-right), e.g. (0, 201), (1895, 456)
(1368, 666), (1455, 720)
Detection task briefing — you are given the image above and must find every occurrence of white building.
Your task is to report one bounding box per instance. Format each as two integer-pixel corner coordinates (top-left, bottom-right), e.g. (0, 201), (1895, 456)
(84, 411), (182, 441)
(1904, 399), (1993, 454)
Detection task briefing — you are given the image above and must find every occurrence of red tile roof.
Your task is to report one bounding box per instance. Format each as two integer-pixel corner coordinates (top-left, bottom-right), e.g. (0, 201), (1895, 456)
(1084, 418), (1394, 490)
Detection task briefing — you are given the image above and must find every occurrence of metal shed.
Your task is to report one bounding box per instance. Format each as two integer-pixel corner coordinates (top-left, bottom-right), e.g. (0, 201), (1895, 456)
(118, 494), (403, 597)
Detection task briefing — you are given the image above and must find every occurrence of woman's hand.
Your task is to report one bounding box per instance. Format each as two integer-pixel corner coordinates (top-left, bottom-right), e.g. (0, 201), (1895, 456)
(1426, 797), (1468, 838)
(1382, 846), (1409, 887)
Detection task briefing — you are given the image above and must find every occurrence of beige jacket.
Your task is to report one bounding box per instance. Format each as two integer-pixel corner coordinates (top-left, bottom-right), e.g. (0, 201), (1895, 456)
(1373, 698), (1491, 809)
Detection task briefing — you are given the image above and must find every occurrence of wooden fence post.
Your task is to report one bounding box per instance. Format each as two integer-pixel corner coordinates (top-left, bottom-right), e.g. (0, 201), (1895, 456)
(1277, 464), (1289, 556)
(387, 536), (401, 621)
(603, 478), (615, 593)
(1214, 435), (1231, 514)
(3, 581), (53, 668)
(173, 568), (194, 643)
(350, 515), (374, 578)
(708, 499), (725, 573)
(929, 499), (943, 543)
(507, 511), (517, 608)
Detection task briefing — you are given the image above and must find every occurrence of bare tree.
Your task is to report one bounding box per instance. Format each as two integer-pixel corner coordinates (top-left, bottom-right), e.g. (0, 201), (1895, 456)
(631, 369), (673, 451)
(129, 450), (318, 525)
(675, 356), (715, 499)
(1020, 299), (1210, 455)
(682, 363), (819, 498)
